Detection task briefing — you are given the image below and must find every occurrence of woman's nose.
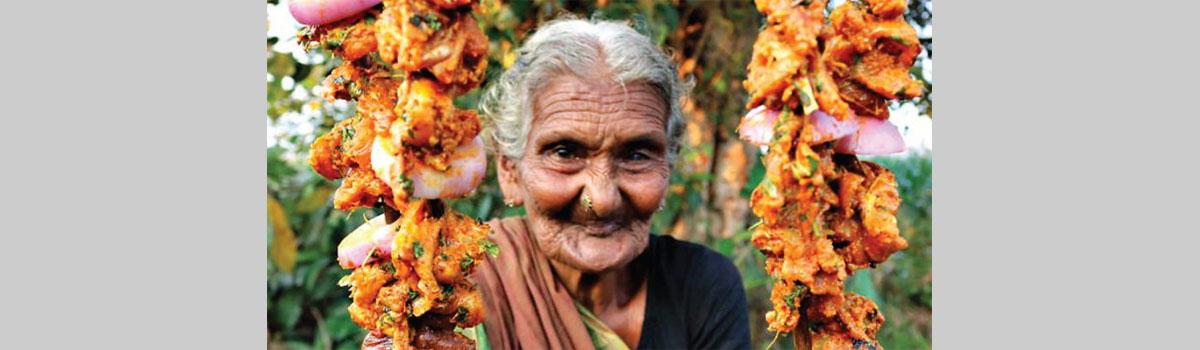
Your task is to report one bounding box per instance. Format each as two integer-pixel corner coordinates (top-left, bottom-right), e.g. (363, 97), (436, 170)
(582, 167), (621, 218)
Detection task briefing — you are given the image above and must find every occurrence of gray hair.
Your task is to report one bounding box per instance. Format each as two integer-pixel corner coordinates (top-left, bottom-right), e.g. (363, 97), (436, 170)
(478, 17), (691, 161)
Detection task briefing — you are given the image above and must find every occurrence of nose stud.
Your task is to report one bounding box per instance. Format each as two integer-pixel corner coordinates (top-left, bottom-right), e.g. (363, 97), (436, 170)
(581, 192), (594, 214)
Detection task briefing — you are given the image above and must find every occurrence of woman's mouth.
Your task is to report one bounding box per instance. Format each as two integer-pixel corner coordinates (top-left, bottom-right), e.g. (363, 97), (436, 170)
(577, 221), (621, 237)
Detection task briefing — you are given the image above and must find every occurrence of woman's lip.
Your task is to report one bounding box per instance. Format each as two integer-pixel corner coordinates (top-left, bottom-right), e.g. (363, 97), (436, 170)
(579, 221), (621, 237)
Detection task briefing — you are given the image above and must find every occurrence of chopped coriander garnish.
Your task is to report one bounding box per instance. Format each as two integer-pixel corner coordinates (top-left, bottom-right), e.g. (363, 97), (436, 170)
(481, 240), (500, 257)
(340, 125), (355, 144)
(784, 285), (807, 308)
(459, 256), (475, 270)
(413, 241), (425, 258)
(396, 174), (414, 193)
(426, 14), (442, 31)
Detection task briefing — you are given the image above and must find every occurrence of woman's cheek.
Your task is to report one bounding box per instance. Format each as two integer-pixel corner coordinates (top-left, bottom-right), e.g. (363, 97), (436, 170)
(520, 163), (580, 213)
(622, 167), (670, 216)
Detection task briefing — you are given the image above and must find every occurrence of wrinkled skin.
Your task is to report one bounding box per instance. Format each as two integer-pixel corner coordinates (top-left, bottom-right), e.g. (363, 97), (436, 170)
(497, 73), (671, 273)
(495, 72), (669, 347)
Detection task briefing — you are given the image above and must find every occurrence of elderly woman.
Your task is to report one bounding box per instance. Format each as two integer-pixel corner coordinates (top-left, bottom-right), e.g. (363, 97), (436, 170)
(360, 18), (750, 349)
(472, 18), (749, 349)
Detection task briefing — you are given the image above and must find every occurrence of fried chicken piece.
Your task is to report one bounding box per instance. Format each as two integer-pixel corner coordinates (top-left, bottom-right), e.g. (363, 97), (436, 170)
(865, 0), (907, 20)
(309, 115), (373, 180)
(858, 164), (907, 261)
(393, 77), (480, 151)
(309, 124), (351, 180)
(341, 207), (491, 349)
(333, 167), (394, 210)
(422, 14), (489, 92)
(766, 280), (805, 332)
(818, 0), (922, 120)
(322, 61), (368, 102)
(299, 11), (380, 62)
(745, 27), (809, 112)
(375, 1), (487, 92)
(389, 77), (482, 172)
(851, 49), (924, 100)
(806, 293), (885, 350)
(450, 285), (485, 327)
(358, 76), (403, 135)
(836, 77), (890, 119)
(432, 210), (490, 284)
(744, 0), (826, 112)
(756, 0), (826, 49)
(812, 48), (853, 121)
(375, 0), (436, 70)
(308, 115), (392, 210)
(391, 199), (446, 317)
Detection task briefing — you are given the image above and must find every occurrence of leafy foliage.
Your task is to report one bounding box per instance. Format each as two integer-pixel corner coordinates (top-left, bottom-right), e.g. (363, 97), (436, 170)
(266, 1), (931, 349)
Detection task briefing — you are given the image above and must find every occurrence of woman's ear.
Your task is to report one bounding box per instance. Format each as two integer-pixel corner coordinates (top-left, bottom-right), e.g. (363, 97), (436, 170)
(496, 155), (525, 206)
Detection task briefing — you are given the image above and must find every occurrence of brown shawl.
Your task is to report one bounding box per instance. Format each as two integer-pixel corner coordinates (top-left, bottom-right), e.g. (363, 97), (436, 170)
(473, 216), (595, 350)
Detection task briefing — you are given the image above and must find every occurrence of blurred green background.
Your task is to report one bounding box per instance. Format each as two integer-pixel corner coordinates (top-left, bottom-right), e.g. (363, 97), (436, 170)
(266, 0), (932, 349)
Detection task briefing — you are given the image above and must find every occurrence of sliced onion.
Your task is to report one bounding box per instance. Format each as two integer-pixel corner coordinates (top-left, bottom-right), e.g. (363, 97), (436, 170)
(739, 107), (861, 147)
(288, 0), (381, 26)
(806, 110), (860, 145)
(737, 105), (779, 147)
(410, 136), (487, 199)
(337, 214), (386, 268)
(833, 116), (906, 155)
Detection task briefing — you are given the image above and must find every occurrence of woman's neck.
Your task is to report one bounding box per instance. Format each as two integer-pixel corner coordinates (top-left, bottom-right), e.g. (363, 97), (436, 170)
(549, 256), (646, 312)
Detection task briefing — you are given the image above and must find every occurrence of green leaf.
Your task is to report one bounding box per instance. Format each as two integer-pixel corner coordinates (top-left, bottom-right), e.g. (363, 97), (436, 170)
(715, 238), (734, 257)
(274, 291), (303, 330)
(846, 271), (881, 304)
(741, 156), (765, 198)
(285, 341), (314, 350)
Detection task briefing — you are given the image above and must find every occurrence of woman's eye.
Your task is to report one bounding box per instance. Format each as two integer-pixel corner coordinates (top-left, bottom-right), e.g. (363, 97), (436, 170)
(627, 151), (649, 161)
(550, 144), (578, 159)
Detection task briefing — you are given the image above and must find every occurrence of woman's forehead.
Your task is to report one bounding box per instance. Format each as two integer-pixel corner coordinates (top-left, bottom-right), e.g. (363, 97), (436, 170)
(531, 75), (668, 130)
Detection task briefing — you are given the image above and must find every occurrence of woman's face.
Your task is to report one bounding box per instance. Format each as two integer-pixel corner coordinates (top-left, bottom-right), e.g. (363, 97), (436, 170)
(498, 73), (671, 273)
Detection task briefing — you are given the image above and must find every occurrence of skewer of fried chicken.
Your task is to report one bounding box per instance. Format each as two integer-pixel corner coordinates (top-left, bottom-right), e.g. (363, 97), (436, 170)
(293, 0), (494, 348)
(738, 0), (921, 348)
